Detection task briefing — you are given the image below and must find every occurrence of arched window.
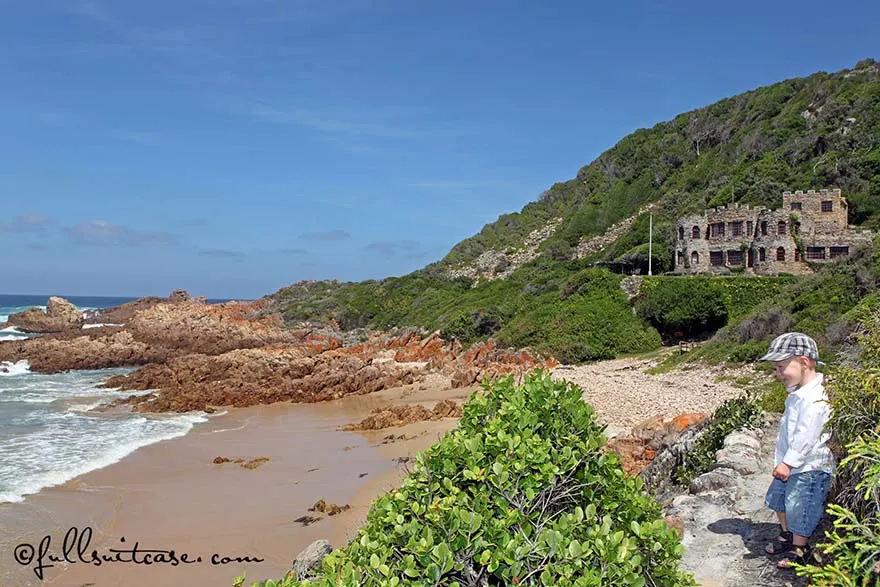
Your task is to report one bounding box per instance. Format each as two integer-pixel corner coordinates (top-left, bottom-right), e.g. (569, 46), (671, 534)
(759, 247), (766, 262)
(691, 251), (700, 266)
(692, 226), (700, 239)
(777, 247), (785, 261)
(678, 226), (685, 240)
(677, 251), (685, 265)
(778, 220), (787, 235)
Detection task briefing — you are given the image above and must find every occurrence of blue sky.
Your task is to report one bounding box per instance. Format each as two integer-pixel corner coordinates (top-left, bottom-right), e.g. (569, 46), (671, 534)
(0, 0), (877, 299)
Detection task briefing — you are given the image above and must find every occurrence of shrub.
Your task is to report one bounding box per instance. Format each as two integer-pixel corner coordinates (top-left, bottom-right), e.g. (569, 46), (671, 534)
(674, 396), (764, 486)
(636, 279), (728, 339)
(499, 293), (662, 363)
(441, 308), (506, 343)
(723, 339), (766, 363)
(756, 380), (787, 414)
(239, 371), (696, 586)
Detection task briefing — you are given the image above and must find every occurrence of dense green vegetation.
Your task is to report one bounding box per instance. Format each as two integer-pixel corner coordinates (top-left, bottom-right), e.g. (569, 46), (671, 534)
(236, 372), (695, 586)
(270, 263), (794, 363)
(635, 276), (796, 340)
(431, 59), (880, 273)
(271, 262), (661, 364)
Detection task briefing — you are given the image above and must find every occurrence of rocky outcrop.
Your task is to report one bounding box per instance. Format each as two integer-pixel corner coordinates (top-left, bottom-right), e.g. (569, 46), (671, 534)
(444, 218), (564, 282)
(102, 348), (421, 412)
(83, 290), (196, 325)
(619, 275), (644, 300)
(1, 298), (556, 416)
(608, 412), (709, 477)
(340, 332), (558, 388)
(0, 301), (324, 374)
(575, 203), (658, 259)
(0, 329), (172, 372)
(125, 300), (317, 355)
(341, 400), (462, 430)
(7, 296), (84, 333)
(83, 296), (166, 324)
(447, 339), (560, 388)
(639, 420), (711, 497)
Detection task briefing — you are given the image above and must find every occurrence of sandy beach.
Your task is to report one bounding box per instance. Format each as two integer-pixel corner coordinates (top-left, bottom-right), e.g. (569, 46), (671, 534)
(0, 378), (476, 587)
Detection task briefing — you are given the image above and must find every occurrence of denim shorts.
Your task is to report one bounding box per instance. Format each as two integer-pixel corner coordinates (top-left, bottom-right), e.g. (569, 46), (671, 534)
(765, 470), (831, 537)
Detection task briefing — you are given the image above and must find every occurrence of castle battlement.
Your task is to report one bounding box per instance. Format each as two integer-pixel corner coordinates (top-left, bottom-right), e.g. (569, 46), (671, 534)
(783, 188), (842, 198)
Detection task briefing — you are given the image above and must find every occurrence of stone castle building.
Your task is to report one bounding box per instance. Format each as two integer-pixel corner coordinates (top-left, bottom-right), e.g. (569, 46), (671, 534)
(675, 188), (874, 275)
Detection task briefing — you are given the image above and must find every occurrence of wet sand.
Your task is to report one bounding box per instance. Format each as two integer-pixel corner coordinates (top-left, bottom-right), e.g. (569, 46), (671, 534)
(0, 379), (477, 587)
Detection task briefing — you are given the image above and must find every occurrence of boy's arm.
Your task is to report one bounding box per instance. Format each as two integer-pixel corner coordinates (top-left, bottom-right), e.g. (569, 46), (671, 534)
(782, 397), (829, 468)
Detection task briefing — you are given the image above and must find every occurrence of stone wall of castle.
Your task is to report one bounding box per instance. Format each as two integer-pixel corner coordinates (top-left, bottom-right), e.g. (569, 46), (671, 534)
(674, 189), (873, 276)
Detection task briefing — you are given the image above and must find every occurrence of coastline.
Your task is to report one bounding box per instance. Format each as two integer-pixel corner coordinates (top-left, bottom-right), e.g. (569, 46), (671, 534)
(1, 378), (476, 587)
(0, 334), (754, 586)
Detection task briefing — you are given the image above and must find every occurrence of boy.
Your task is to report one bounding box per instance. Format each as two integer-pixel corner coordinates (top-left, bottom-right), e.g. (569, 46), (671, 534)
(759, 332), (834, 568)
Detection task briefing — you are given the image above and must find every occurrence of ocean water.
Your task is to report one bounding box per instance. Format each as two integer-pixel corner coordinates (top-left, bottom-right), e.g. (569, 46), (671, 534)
(0, 295), (215, 504)
(0, 294), (137, 341)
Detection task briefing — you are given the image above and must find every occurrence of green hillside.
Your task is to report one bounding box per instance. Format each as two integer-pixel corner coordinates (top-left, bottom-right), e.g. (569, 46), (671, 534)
(435, 58), (880, 274)
(265, 59), (880, 361)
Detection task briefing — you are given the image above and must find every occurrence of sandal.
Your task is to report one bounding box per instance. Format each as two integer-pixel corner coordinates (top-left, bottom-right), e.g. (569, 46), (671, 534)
(764, 530), (793, 555)
(777, 544), (812, 568)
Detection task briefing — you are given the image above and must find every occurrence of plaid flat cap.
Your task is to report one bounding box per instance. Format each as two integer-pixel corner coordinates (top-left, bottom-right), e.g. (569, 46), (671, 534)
(759, 332), (824, 365)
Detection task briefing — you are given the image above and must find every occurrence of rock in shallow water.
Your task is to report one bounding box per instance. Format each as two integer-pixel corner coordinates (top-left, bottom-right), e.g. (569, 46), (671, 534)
(7, 296), (84, 333)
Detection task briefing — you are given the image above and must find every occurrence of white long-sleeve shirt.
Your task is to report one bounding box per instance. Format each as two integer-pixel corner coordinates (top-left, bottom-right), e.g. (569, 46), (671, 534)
(775, 372), (835, 475)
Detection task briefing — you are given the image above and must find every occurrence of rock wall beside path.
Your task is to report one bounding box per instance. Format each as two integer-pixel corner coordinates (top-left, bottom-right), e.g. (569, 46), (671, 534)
(667, 413), (809, 587)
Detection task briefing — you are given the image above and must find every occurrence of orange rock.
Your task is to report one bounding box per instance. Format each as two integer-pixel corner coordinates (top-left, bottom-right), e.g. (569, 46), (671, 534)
(670, 412), (709, 432)
(341, 400), (462, 430)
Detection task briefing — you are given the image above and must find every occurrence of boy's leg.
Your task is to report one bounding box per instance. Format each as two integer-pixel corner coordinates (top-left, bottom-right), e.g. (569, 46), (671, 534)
(777, 471), (832, 567)
(764, 478), (793, 554)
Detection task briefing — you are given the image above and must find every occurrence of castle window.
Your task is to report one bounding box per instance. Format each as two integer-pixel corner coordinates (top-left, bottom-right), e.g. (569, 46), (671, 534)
(821, 201), (833, 212)
(727, 250), (743, 266)
(759, 247), (766, 262)
(679, 226), (684, 240)
(710, 251), (724, 266)
(806, 246), (826, 260)
(747, 221), (754, 236)
(761, 221), (768, 236)
(691, 251), (700, 265)
(692, 226), (700, 239)
(777, 221), (787, 235)
(790, 202), (802, 211)
(777, 247), (786, 261)
(677, 251), (685, 265)
(830, 246), (850, 258)
(710, 223), (725, 238)
(730, 221), (743, 237)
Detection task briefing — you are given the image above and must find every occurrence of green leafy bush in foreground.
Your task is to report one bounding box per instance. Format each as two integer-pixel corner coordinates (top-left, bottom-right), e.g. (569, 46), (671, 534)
(237, 371), (695, 586)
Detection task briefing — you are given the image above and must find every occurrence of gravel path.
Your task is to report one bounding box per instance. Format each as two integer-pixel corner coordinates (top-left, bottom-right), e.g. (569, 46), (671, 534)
(551, 353), (758, 430)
